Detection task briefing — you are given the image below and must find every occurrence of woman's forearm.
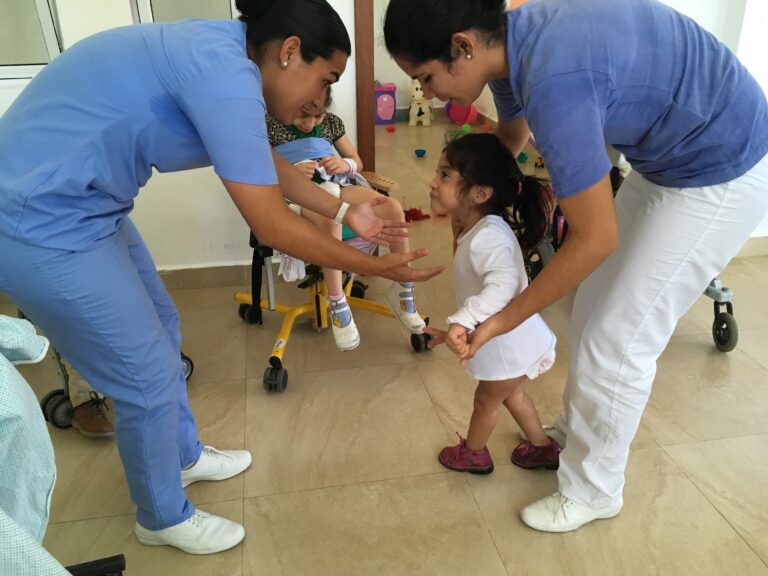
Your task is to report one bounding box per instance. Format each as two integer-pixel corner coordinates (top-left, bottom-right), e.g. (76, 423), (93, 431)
(497, 175), (618, 333)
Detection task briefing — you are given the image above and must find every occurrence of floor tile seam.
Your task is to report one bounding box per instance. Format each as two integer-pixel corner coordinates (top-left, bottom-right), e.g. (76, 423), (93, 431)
(247, 356), (419, 380)
(655, 431), (768, 449)
(47, 496), (248, 527)
(243, 470), (455, 502)
(660, 444), (768, 565)
(461, 474), (511, 575)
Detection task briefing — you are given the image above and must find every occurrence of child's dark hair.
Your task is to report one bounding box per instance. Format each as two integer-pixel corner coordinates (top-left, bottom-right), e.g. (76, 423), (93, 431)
(443, 134), (551, 250)
(384, 0), (506, 64)
(236, 0), (351, 63)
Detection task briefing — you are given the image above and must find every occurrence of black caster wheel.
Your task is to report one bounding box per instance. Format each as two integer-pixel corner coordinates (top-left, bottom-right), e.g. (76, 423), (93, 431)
(411, 332), (433, 353)
(713, 312), (738, 352)
(350, 280), (368, 299)
(181, 353), (194, 381)
(263, 366), (288, 393)
(40, 389), (66, 422)
(238, 303), (263, 325)
(48, 394), (74, 429)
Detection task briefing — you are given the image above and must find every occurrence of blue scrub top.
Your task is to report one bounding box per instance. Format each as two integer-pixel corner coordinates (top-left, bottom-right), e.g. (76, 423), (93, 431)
(0, 19), (277, 251)
(490, 0), (768, 198)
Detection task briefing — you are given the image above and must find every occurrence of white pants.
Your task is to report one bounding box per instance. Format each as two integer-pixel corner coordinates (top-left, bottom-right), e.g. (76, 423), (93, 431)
(557, 154), (768, 508)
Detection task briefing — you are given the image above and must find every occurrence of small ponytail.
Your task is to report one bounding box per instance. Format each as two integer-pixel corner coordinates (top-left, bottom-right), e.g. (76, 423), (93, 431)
(235, 0), (273, 21)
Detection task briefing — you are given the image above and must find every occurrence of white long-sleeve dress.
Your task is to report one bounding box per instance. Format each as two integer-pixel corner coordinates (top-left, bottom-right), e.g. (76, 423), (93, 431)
(447, 215), (556, 381)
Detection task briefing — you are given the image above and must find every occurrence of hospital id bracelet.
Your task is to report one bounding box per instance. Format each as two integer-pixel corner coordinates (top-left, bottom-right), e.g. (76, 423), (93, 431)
(334, 201), (350, 224)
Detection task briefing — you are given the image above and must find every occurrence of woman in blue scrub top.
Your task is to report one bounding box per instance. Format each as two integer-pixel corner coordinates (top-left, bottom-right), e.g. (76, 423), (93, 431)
(385, 0), (768, 532)
(0, 0), (442, 556)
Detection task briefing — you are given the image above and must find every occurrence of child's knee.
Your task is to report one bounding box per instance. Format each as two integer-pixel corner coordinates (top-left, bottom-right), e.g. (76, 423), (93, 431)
(383, 197), (405, 222)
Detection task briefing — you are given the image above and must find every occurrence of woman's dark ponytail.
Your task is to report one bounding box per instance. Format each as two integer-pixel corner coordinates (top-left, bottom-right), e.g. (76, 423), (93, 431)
(443, 133), (552, 250)
(237, 0), (351, 63)
(385, 0), (506, 63)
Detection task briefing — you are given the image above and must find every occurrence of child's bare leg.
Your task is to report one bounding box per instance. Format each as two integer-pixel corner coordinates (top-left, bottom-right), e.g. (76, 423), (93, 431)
(502, 380), (550, 446)
(340, 186), (410, 253)
(301, 208), (343, 295)
(466, 377), (527, 451)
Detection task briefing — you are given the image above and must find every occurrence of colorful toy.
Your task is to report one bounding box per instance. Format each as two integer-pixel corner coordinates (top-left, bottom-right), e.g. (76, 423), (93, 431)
(386, 125), (396, 133)
(414, 149), (427, 158)
(517, 152), (529, 164)
(444, 123), (472, 143)
(482, 123), (493, 132)
(374, 82), (397, 125)
(404, 207), (431, 222)
(535, 156), (545, 168)
(445, 101), (478, 125)
(409, 80), (432, 127)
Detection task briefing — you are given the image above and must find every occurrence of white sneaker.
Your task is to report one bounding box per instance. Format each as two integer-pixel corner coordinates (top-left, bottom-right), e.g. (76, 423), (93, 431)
(181, 446), (252, 488)
(329, 298), (360, 351)
(521, 492), (623, 532)
(135, 509), (244, 555)
(385, 282), (426, 334)
(518, 424), (567, 448)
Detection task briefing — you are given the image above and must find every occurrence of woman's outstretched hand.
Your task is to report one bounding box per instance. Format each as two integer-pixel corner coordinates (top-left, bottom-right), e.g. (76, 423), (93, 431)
(345, 196), (409, 246)
(376, 250), (444, 283)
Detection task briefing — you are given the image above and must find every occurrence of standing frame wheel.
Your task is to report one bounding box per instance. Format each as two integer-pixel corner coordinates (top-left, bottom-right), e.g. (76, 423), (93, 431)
(238, 303), (263, 325)
(712, 312), (738, 352)
(411, 332), (433, 353)
(263, 366), (288, 393)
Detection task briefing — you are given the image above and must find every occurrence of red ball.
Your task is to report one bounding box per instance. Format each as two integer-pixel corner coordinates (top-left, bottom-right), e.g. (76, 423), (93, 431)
(446, 102), (478, 125)
(386, 125), (396, 133)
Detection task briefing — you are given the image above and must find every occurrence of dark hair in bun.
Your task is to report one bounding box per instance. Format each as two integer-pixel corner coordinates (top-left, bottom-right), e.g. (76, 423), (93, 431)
(236, 0), (351, 62)
(384, 0), (506, 64)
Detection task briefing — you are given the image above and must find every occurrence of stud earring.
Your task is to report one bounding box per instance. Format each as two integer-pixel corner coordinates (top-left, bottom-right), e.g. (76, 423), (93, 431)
(282, 61), (288, 68)
(466, 53), (472, 60)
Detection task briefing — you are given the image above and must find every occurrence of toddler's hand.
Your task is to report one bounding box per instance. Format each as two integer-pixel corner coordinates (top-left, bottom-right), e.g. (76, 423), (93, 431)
(319, 156), (349, 176)
(446, 324), (470, 357)
(296, 161), (317, 179)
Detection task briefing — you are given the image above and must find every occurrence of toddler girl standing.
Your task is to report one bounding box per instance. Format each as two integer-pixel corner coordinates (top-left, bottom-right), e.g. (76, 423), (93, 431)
(426, 134), (560, 474)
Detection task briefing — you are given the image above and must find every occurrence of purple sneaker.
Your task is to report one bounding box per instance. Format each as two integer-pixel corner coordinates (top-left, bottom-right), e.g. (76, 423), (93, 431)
(511, 438), (561, 470)
(438, 435), (494, 475)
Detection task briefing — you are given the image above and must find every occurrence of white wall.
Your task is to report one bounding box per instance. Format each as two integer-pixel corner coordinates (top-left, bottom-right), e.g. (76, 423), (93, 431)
(737, 0), (768, 236)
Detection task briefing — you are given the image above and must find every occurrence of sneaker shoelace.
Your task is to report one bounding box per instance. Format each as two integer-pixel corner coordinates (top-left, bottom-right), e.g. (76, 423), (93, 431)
(552, 492), (572, 523)
(87, 391), (109, 418)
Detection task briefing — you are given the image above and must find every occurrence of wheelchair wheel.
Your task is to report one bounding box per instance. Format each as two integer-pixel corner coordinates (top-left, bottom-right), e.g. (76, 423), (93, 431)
(411, 333), (433, 353)
(238, 303), (263, 325)
(263, 366), (288, 393)
(47, 394), (74, 429)
(713, 312), (738, 352)
(41, 389), (66, 422)
(181, 353), (194, 381)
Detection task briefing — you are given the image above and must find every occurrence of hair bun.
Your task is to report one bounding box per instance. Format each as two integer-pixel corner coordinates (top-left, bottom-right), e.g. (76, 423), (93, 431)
(236, 0), (273, 20)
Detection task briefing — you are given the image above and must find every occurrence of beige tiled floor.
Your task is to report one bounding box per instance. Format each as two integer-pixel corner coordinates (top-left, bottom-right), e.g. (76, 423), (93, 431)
(7, 117), (768, 574)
